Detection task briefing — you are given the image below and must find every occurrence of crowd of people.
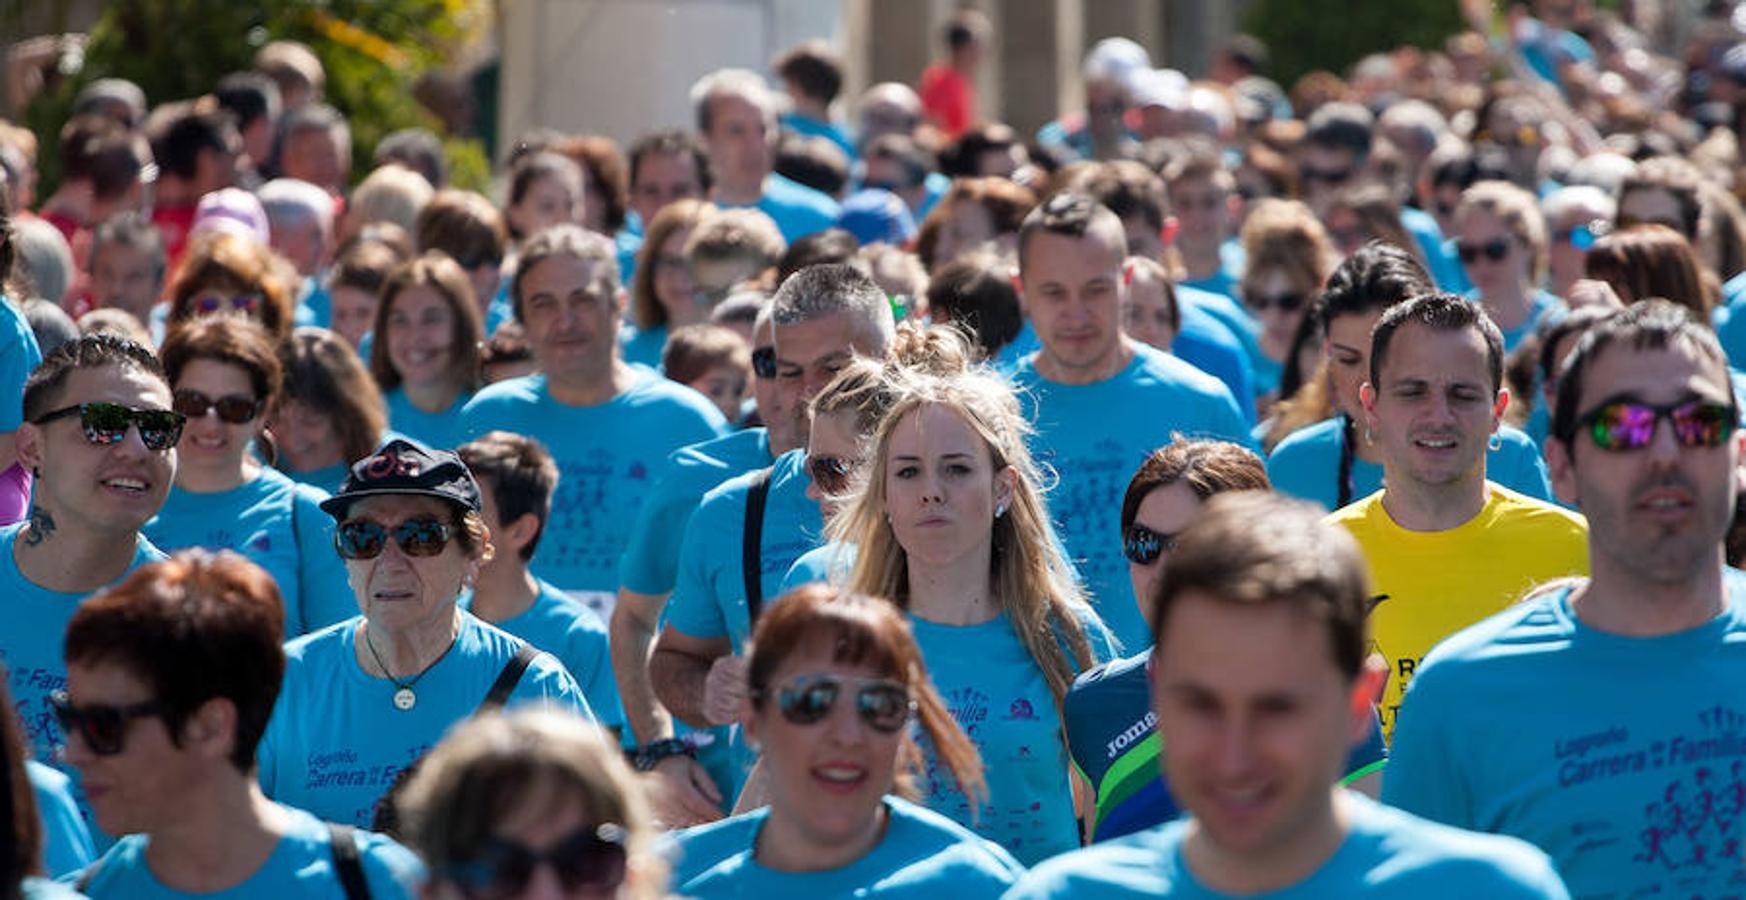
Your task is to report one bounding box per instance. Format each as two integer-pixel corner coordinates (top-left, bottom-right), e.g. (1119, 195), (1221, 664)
(1, 0), (1746, 896)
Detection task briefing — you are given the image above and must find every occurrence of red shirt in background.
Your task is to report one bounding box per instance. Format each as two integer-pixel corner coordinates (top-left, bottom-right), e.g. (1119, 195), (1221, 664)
(920, 63), (975, 138)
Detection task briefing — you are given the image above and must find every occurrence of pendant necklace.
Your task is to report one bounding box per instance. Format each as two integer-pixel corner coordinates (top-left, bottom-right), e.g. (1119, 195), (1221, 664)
(364, 626), (444, 711)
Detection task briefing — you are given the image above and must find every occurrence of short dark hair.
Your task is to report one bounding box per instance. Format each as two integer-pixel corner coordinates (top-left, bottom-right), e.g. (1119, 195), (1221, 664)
(772, 40), (843, 105)
(1368, 292), (1504, 393)
(1151, 492), (1369, 679)
(457, 432), (558, 563)
(1316, 240), (1433, 333)
(1551, 299), (1736, 450)
(944, 10), (990, 50)
(925, 255), (1023, 359)
(862, 134), (932, 189)
(374, 127), (447, 189)
(1056, 160), (1169, 233)
(773, 134), (849, 199)
(90, 212), (166, 281)
(1304, 102), (1374, 161)
(627, 130), (712, 196)
(214, 71), (281, 132)
(1016, 191), (1125, 275)
(1536, 304), (1616, 386)
(1120, 439), (1269, 535)
(64, 550), (287, 772)
(22, 332), (165, 423)
(150, 106), (236, 181)
(416, 189), (507, 270)
(159, 316), (284, 406)
(777, 228), (859, 283)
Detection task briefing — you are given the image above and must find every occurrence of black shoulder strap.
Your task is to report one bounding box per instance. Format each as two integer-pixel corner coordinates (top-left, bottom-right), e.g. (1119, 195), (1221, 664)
(742, 466), (774, 627)
(328, 823), (373, 900)
(480, 642), (541, 712)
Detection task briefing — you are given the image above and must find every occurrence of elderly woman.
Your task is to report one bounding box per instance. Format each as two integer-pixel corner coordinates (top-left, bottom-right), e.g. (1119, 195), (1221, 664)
(255, 439), (592, 828)
(143, 317), (352, 635)
(838, 368), (1117, 865)
(1454, 180), (1564, 351)
(398, 709), (665, 900)
(669, 585), (1022, 897)
(370, 253), (485, 451)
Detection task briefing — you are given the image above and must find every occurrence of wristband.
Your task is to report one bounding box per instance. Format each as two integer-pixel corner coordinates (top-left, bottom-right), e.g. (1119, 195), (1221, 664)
(630, 737), (695, 772)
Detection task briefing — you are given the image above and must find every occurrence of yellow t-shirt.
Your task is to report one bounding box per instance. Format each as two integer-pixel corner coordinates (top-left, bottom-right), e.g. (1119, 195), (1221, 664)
(1326, 483), (1589, 740)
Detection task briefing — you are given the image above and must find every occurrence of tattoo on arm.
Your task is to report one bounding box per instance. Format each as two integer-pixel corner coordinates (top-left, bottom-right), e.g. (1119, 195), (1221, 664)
(23, 506), (54, 547)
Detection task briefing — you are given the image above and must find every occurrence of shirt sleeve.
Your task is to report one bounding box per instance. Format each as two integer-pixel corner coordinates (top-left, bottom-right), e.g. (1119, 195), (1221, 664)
(292, 485), (358, 633)
(664, 494), (735, 641)
(509, 652), (596, 722)
(1379, 664), (1476, 829)
(617, 464), (692, 596)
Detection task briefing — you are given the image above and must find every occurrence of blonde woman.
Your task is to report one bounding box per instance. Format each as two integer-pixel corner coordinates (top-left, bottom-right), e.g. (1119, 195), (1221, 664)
(1455, 180), (1563, 351)
(837, 368), (1116, 865)
(1239, 198), (1338, 406)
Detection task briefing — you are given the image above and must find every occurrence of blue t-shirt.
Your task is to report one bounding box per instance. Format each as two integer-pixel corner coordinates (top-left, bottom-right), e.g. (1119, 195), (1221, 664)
(1383, 573), (1746, 898)
(1177, 242), (1246, 306)
(1718, 274), (1746, 369)
(1003, 793), (1570, 899)
(666, 451), (824, 651)
(1011, 344), (1250, 649)
(913, 608), (1117, 865)
(992, 320), (1043, 374)
(779, 540), (857, 594)
(1063, 652), (1388, 843)
(1266, 417), (1554, 512)
(1176, 283), (1264, 399)
(256, 612), (591, 827)
(619, 322), (668, 371)
(1171, 304), (1256, 425)
(294, 276), (330, 329)
(73, 804), (422, 899)
(30, 761), (95, 878)
(1401, 205), (1470, 294)
(382, 387), (473, 453)
(0, 524), (167, 761)
(618, 428), (773, 597)
(722, 173), (840, 245)
(0, 296), (43, 432)
(669, 796), (1023, 899)
(460, 370), (729, 608)
(1464, 288), (1565, 353)
(143, 467), (353, 636)
(277, 461), (350, 495)
(23, 877), (83, 899)
(780, 112), (857, 162)
(476, 579), (624, 732)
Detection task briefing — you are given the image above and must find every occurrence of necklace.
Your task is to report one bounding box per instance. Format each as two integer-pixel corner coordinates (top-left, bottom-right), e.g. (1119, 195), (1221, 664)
(363, 625), (443, 711)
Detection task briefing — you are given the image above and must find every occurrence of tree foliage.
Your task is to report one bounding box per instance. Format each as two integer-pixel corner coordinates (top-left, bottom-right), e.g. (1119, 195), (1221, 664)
(1242, 0), (1466, 91)
(24, 0), (490, 193)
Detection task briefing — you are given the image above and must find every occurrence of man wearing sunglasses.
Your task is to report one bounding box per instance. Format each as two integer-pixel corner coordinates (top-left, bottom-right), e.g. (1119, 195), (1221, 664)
(1386, 300), (1746, 898)
(1010, 493), (1569, 898)
(59, 551), (421, 897)
(1335, 293), (1588, 741)
(646, 264), (895, 817)
(3, 334), (178, 763)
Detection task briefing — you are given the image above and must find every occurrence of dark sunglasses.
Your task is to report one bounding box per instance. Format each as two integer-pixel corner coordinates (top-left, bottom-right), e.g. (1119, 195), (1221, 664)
(1573, 400), (1736, 452)
(758, 673), (913, 734)
(1122, 523), (1179, 565)
(751, 346), (777, 379)
(1244, 291), (1307, 314)
(443, 824), (628, 899)
(1300, 166), (1353, 185)
(1456, 237), (1512, 264)
(192, 292), (260, 315)
(335, 517), (455, 560)
(50, 690), (163, 756)
(32, 402), (185, 452)
(806, 455), (857, 495)
(173, 389), (261, 425)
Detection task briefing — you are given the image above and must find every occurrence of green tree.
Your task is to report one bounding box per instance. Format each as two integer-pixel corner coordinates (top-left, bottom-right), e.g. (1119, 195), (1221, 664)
(24, 0), (489, 194)
(1243, 0), (1465, 91)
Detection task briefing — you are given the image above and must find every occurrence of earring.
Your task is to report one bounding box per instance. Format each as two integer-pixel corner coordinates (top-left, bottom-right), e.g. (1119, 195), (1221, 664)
(1488, 433), (1502, 452)
(995, 502), (1008, 518)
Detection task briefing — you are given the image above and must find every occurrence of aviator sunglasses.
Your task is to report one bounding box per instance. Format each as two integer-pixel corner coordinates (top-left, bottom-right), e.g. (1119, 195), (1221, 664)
(442, 823), (628, 900)
(335, 517), (456, 560)
(1573, 400), (1736, 452)
(756, 673), (914, 734)
(173, 389), (262, 424)
(31, 402), (185, 452)
(1122, 523), (1179, 565)
(49, 690), (164, 756)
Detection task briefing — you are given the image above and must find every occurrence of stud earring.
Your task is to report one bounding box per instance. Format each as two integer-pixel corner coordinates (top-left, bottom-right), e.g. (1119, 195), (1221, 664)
(1488, 433), (1502, 452)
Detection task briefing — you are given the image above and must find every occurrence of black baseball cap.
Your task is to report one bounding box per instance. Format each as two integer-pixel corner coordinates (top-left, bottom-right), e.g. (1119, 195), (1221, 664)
(319, 439), (483, 520)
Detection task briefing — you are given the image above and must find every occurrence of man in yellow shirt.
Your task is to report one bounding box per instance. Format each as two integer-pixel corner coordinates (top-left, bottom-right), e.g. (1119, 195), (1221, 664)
(1327, 293), (1587, 737)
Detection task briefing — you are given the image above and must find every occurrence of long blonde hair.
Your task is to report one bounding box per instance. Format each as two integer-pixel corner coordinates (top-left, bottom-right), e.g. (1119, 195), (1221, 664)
(836, 369), (1097, 708)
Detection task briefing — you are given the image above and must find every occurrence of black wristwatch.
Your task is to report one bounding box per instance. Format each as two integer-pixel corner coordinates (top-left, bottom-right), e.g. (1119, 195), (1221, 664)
(629, 737), (696, 772)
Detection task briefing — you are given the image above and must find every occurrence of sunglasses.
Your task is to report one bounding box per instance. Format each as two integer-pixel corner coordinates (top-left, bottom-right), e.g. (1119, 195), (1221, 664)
(806, 455), (857, 495)
(1573, 400), (1736, 452)
(759, 673), (913, 734)
(173, 389), (261, 425)
(1244, 291), (1307, 314)
(751, 346), (777, 379)
(192, 292), (261, 315)
(335, 517), (455, 560)
(49, 691), (164, 756)
(443, 824), (627, 900)
(32, 402), (185, 452)
(1456, 237), (1512, 264)
(1122, 523), (1179, 565)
